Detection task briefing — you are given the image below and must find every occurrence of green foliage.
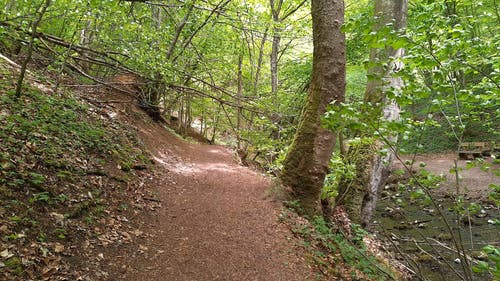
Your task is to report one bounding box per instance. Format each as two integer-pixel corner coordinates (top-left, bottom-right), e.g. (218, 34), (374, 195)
(29, 192), (51, 204)
(346, 65), (367, 101)
(0, 79), (147, 192)
(472, 245), (500, 278)
(322, 154), (356, 200)
(0, 0), (317, 174)
(409, 168), (446, 190)
(344, 0), (372, 64)
(487, 183), (500, 206)
(287, 214), (397, 280)
(331, 0), (499, 155)
(399, 0), (499, 152)
(4, 257), (23, 275)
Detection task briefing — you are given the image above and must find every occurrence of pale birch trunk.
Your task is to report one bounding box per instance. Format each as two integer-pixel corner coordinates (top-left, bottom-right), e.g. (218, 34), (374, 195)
(360, 0), (408, 227)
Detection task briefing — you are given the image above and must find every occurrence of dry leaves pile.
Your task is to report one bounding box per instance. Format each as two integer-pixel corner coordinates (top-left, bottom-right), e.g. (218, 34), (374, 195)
(0, 59), (160, 280)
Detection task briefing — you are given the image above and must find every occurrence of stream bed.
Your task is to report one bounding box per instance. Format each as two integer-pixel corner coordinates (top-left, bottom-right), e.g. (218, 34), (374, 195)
(374, 187), (499, 281)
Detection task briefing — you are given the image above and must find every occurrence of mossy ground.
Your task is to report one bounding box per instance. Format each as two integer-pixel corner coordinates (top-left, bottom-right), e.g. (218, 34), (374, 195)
(279, 207), (400, 281)
(0, 63), (151, 279)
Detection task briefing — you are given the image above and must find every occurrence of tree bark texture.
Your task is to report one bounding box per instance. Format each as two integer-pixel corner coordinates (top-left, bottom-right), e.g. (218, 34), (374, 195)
(361, 0), (407, 227)
(280, 0), (345, 217)
(336, 140), (377, 224)
(337, 0), (407, 227)
(270, 32), (280, 100)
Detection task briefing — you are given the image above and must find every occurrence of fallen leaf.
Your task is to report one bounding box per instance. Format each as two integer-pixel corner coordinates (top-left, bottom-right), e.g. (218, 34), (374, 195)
(132, 229), (143, 237)
(0, 249), (13, 259)
(54, 243), (64, 253)
(50, 212), (65, 225)
(0, 225), (8, 233)
(121, 231), (132, 241)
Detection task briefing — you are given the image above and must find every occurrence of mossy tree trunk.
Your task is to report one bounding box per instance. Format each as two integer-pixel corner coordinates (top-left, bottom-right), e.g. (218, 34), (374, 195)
(336, 140), (377, 224)
(336, 0), (407, 227)
(280, 0), (345, 218)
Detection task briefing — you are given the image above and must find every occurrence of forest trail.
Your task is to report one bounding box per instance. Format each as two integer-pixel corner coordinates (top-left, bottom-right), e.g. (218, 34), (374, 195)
(113, 112), (316, 280)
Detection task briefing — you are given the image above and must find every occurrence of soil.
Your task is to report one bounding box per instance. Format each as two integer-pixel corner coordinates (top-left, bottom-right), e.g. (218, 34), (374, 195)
(98, 98), (317, 280)
(392, 153), (499, 200)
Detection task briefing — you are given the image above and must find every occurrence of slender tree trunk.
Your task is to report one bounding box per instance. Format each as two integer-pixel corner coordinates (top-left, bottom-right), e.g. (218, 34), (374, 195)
(236, 54), (243, 150)
(15, 0), (51, 98)
(184, 94), (192, 132)
(253, 29), (268, 96)
(166, 3), (195, 60)
(178, 96), (184, 132)
(79, 19), (93, 72)
(211, 104), (221, 143)
(269, 0), (282, 105)
(280, 0), (345, 218)
(270, 32), (280, 101)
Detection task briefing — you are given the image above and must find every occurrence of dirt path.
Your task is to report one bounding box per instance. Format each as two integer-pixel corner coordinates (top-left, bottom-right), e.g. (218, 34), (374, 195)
(392, 153), (499, 200)
(114, 119), (316, 280)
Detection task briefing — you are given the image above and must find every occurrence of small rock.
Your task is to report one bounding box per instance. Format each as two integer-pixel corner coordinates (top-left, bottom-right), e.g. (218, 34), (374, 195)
(132, 229), (143, 237)
(471, 251), (488, 261)
(50, 212), (66, 225)
(416, 254), (433, 263)
(437, 233), (452, 241)
(476, 210), (488, 218)
(121, 231), (132, 242)
(423, 208), (435, 215)
(0, 225), (8, 233)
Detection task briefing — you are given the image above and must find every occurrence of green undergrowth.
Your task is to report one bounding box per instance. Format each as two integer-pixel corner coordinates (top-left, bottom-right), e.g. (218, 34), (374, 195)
(0, 66), (150, 278)
(280, 208), (398, 281)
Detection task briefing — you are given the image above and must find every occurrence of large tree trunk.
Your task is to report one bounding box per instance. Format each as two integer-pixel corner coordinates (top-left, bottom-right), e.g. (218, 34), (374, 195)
(337, 0), (407, 227)
(280, 0), (345, 218)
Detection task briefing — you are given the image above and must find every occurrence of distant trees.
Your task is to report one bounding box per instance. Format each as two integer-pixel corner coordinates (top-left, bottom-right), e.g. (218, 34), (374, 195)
(280, 0), (345, 217)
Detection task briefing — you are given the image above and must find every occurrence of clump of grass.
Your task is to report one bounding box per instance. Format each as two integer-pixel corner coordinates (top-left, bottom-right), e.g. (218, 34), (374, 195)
(281, 209), (398, 281)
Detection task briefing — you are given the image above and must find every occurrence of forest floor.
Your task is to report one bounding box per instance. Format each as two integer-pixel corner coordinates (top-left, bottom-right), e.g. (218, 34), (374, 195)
(1, 59), (392, 280)
(392, 153), (499, 200)
(94, 89), (319, 280)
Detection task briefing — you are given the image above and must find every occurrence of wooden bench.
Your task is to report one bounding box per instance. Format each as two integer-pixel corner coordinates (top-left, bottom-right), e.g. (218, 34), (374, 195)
(458, 142), (492, 159)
